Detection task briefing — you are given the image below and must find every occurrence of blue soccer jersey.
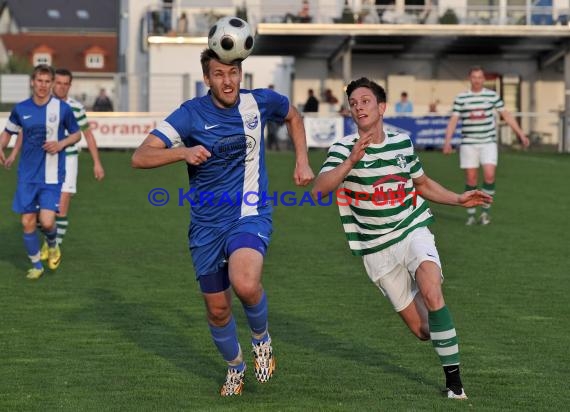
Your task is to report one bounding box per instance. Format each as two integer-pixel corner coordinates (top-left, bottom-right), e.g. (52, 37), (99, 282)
(5, 96), (79, 184)
(152, 88), (289, 227)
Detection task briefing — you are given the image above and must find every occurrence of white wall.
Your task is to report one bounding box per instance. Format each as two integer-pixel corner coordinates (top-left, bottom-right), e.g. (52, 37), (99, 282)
(147, 43), (294, 112)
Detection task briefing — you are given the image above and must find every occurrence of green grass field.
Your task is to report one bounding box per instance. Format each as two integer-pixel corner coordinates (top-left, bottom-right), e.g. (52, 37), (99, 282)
(1, 149), (568, 411)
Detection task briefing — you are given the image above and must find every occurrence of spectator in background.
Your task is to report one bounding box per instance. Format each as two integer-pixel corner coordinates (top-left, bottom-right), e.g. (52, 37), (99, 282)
(428, 99), (439, 113)
(177, 12), (189, 34)
(286, 0), (312, 23)
(303, 89), (319, 112)
(93, 89), (114, 112)
(324, 88), (339, 104)
(360, 0), (381, 23)
(266, 84), (280, 151)
(150, 11), (164, 34)
(338, 104), (351, 117)
(375, 0), (395, 22)
(162, 0), (173, 33)
(395, 91), (414, 114)
(297, 0), (312, 22)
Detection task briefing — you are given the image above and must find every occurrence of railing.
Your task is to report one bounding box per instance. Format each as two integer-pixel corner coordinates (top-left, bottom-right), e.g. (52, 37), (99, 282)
(143, 2), (570, 36)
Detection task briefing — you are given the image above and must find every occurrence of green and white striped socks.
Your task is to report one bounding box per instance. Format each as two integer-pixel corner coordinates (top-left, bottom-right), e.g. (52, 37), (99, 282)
(429, 305), (459, 366)
(56, 216), (68, 245)
(481, 181), (495, 214)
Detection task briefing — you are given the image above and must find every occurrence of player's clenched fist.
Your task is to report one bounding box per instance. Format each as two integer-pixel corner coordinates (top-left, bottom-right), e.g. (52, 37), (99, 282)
(293, 163), (315, 186)
(185, 145), (211, 165)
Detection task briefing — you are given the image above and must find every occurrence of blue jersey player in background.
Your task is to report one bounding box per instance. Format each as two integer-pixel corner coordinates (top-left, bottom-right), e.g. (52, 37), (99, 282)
(132, 48), (314, 396)
(0, 64), (80, 280)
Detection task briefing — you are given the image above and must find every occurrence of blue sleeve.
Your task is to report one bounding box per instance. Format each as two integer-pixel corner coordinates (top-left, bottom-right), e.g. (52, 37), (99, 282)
(256, 89), (290, 123)
(4, 107), (22, 133)
(151, 104), (192, 148)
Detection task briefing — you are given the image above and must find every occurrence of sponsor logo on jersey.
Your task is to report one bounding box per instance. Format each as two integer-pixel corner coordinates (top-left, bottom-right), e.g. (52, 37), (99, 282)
(212, 134), (256, 160)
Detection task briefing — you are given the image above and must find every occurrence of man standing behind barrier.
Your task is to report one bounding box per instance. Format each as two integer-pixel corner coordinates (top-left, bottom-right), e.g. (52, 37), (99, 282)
(131, 48), (314, 396)
(443, 66), (529, 225)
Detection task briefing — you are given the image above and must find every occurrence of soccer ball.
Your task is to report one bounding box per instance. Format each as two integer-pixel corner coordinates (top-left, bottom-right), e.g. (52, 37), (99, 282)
(208, 16), (255, 64)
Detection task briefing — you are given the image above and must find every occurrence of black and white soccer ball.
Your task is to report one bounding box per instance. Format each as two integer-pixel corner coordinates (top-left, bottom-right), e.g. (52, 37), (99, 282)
(208, 16), (254, 64)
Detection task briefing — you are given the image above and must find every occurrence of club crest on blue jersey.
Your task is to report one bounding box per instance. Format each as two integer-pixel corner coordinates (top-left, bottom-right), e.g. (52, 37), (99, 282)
(46, 126), (55, 139)
(48, 113), (57, 123)
(212, 134), (256, 160)
(243, 113), (259, 130)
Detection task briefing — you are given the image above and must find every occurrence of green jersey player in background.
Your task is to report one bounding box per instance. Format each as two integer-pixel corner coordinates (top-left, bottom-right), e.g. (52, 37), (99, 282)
(443, 66), (529, 225)
(46, 68), (105, 249)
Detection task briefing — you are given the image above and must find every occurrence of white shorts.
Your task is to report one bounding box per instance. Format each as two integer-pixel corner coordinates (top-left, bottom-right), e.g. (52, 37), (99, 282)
(459, 142), (498, 169)
(62, 154), (78, 194)
(362, 227), (442, 312)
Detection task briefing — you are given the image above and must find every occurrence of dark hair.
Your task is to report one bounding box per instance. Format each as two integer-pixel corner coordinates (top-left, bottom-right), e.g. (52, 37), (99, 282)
(55, 68), (73, 81)
(346, 77), (386, 103)
(469, 66), (484, 75)
(200, 48), (242, 76)
(31, 64), (55, 80)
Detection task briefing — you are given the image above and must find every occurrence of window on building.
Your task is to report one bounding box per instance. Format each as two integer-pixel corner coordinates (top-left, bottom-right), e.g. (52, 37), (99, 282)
(47, 9), (61, 19)
(85, 53), (104, 69)
(33, 53), (52, 66)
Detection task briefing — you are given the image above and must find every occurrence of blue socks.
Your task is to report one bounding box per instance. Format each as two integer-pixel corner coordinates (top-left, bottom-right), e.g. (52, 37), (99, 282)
(209, 316), (242, 368)
(23, 232), (42, 269)
(242, 291), (269, 343)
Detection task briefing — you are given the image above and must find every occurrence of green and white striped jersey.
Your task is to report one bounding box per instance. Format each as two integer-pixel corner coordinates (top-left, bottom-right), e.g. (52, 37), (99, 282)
(65, 97), (90, 156)
(452, 88), (504, 144)
(319, 131), (434, 256)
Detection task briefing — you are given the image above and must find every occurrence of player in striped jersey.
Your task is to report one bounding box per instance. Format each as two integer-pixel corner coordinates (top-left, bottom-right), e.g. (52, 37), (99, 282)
(312, 78), (491, 400)
(443, 66), (529, 225)
(44, 68), (105, 249)
(132, 49), (314, 396)
(0, 65), (80, 279)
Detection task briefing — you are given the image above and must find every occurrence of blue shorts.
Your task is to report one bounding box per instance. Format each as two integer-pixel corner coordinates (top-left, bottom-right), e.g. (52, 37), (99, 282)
(190, 216), (272, 293)
(12, 182), (62, 214)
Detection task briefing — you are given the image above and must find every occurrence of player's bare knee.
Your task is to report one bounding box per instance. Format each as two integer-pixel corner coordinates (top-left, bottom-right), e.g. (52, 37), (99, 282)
(206, 306), (231, 326)
(421, 291), (444, 311)
(232, 282), (261, 303)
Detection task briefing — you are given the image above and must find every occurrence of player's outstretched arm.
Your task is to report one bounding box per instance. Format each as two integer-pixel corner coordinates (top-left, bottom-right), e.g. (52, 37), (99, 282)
(3, 131), (22, 169)
(131, 134), (211, 169)
(413, 174), (492, 207)
(83, 128), (105, 180)
(311, 134), (372, 199)
(442, 114), (459, 154)
(499, 109), (530, 148)
(283, 105), (314, 186)
(0, 130), (10, 166)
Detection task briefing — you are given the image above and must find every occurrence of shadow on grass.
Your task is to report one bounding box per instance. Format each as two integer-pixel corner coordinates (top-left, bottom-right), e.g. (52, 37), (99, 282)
(0, 223), (31, 272)
(76, 288), (221, 385)
(270, 310), (442, 392)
